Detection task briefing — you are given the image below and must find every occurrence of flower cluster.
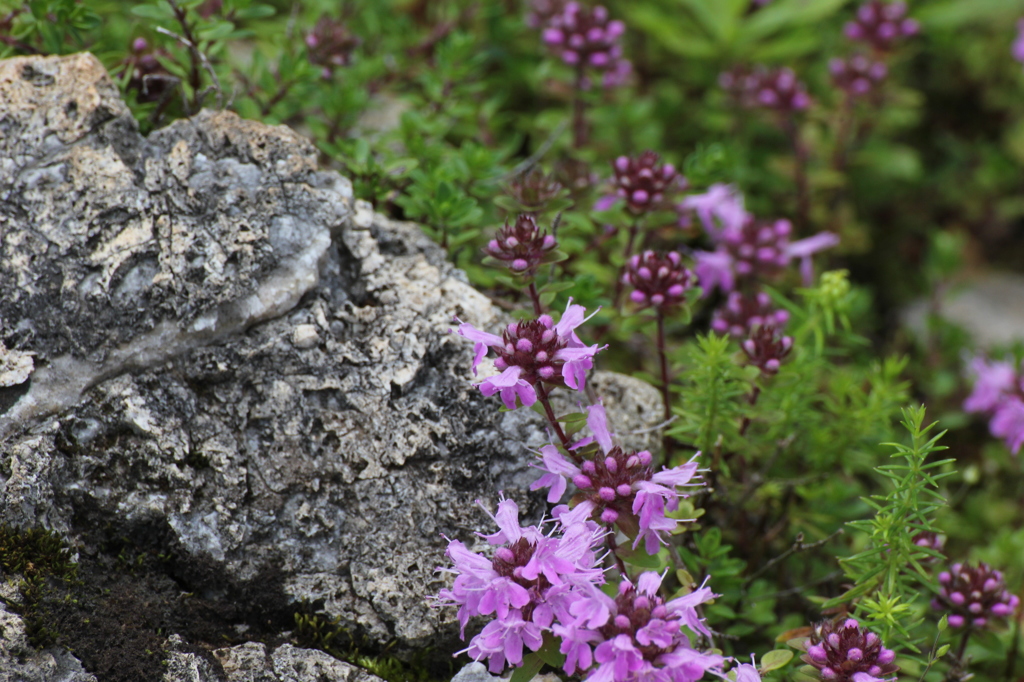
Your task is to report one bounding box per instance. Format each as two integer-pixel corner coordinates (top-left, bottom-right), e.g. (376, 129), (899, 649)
(719, 66), (810, 113)
(962, 356), (1024, 454)
(719, 217), (793, 281)
(742, 325), (793, 376)
(484, 214), (558, 276)
(526, 0), (566, 29)
(541, 2), (631, 89)
(684, 185), (838, 297)
(800, 618), (899, 682)
(305, 15), (360, 78)
(711, 292), (791, 339)
(681, 184), (836, 340)
(435, 497), (606, 673)
(829, 55), (888, 97)
(622, 251), (694, 312)
(933, 562), (1020, 629)
(610, 152), (684, 215)
(453, 300), (604, 409)
(555, 571), (724, 682)
(532, 405), (703, 554)
(843, 1), (919, 53)
(505, 169), (567, 213)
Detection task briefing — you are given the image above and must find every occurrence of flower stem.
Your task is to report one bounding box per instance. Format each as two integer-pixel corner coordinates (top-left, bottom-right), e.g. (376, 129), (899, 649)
(656, 309), (674, 462)
(527, 281), (543, 317)
(572, 66), (588, 149)
(783, 118), (810, 232)
(536, 383), (573, 453)
(613, 216), (642, 308)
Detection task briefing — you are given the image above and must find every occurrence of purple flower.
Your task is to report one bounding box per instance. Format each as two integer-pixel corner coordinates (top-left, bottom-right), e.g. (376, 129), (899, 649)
(830, 55), (888, 98)
(733, 658), (763, 682)
(720, 65), (811, 112)
(963, 356), (1018, 414)
(786, 232), (840, 286)
(622, 251), (695, 311)
(453, 299), (605, 409)
(484, 214), (558, 276)
(990, 396), (1024, 455)
(843, 1), (919, 52)
(531, 404), (703, 555)
(742, 325), (793, 375)
(717, 216), (793, 282)
(541, 3), (631, 90)
(526, 0), (567, 29)
(679, 184), (748, 241)
(799, 618), (899, 682)
(711, 292), (790, 338)
(557, 571), (723, 681)
(693, 249), (736, 296)
(934, 562), (1020, 629)
(1014, 19), (1024, 65)
(434, 496), (607, 673)
(610, 152), (685, 215)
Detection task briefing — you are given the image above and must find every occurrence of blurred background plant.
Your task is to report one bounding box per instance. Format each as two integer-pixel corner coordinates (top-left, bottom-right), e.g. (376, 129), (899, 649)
(3, 0), (1024, 680)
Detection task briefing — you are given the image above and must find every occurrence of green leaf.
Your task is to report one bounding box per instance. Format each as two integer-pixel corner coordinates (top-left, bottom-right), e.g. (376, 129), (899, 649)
(739, 0), (847, 43)
(234, 4), (275, 19)
(538, 281), (575, 294)
(936, 643), (950, 658)
(618, 544), (668, 569)
(197, 20), (236, 41)
(915, 0), (1023, 28)
(534, 633), (566, 668)
(131, 3), (174, 20)
(759, 649), (794, 672)
(509, 654), (544, 682)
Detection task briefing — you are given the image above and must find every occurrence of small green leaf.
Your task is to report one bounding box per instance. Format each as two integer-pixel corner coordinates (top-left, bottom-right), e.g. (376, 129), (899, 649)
(234, 4), (275, 19)
(936, 643), (950, 658)
(131, 3), (174, 20)
(509, 654), (544, 682)
(937, 614), (948, 631)
(759, 649), (794, 672)
(534, 633), (566, 668)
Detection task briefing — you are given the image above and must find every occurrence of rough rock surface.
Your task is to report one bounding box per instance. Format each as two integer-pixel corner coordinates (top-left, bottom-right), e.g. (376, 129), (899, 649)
(0, 53), (660, 680)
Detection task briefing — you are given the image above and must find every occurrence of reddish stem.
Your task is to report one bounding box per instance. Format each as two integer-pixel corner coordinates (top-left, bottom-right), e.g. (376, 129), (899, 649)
(656, 309), (674, 462)
(783, 118), (810, 232)
(536, 383), (574, 454)
(572, 66), (588, 149)
(527, 281), (543, 317)
(612, 216), (641, 308)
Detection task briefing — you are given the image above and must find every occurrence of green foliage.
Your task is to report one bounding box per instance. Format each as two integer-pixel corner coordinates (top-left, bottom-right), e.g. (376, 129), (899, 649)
(824, 407), (956, 652)
(0, 524), (81, 647)
(0, 524), (78, 585)
(6, 0), (1024, 677)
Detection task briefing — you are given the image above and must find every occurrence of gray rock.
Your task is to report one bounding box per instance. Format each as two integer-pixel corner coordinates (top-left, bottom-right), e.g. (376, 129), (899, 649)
(164, 635), (224, 682)
(213, 643), (277, 682)
(902, 271), (1024, 349)
(0, 52), (660, 680)
(450, 662), (499, 682)
(271, 645), (384, 682)
(0, 599), (97, 682)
